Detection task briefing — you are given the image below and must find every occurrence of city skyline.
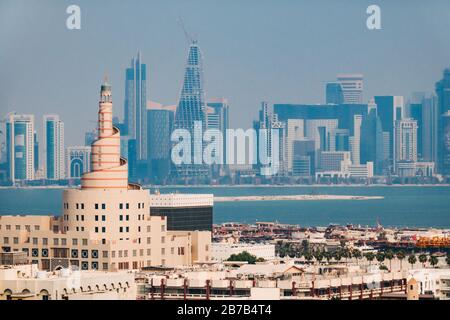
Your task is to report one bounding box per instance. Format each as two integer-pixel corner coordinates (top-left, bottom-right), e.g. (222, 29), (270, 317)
(1, 0), (450, 148)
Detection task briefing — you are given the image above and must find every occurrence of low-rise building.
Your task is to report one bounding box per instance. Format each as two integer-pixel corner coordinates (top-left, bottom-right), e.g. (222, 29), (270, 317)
(212, 242), (276, 262)
(0, 264), (136, 300)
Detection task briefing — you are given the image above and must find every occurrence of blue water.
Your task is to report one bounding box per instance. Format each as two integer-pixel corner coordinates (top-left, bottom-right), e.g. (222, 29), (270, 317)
(0, 186), (449, 228)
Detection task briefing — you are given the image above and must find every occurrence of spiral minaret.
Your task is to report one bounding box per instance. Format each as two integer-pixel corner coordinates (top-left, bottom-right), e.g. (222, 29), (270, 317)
(81, 79), (134, 190)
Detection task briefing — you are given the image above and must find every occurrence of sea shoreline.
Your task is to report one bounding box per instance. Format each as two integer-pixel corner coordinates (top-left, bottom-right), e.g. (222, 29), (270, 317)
(1, 184), (450, 190)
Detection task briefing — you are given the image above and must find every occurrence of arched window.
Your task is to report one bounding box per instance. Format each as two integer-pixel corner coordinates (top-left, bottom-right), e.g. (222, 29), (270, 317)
(3, 289), (12, 300)
(39, 289), (49, 300)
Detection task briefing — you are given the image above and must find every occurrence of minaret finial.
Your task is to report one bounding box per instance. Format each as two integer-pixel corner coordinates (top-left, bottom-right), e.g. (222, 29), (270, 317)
(103, 72), (109, 85)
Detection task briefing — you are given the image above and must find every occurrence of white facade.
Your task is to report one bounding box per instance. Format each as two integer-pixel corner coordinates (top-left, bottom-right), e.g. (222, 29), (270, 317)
(43, 115), (65, 180)
(212, 243), (276, 262)
(149, 193), (213, 207)
(336, 74), (363, 104)
(0, 264), (136, 300)
(350, 114), (362, 165)
(395, 118), (418, 163)
(286, 119), (304, 172)
(408, 269), (450, 300)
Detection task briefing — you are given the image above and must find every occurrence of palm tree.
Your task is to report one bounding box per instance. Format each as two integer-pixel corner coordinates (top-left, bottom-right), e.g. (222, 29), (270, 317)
(408, 254), (417, 269)
(385, 250), (394, 271)
(333, 251), (342, 263)
(364, 252), (375, 265)
(313, 250), (324, 264)
(396, 250), (406, 271)
(429, 255), (438, 268)
(304, 252), (313, 264)
(352, 249), (362, 265)
(376, 251), (385, 265)
(323, 251), (332, 264)
(419, 254), (428, 267)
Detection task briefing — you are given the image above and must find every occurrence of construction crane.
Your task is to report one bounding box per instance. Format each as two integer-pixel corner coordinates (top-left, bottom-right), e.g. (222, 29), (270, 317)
(177, 17), (196, 44)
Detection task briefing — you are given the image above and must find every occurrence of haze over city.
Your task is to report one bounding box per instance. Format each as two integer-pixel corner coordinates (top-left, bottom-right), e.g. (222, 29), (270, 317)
(1, 0), (449, 147)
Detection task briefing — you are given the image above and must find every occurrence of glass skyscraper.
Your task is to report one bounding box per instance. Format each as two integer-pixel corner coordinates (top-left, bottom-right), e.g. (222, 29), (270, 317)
(172, 40), (209, 180)
(435, 68), (450, 175)
(43, 115), (65, 180)
(325, 82), (344, 104)
(6, 114), (35, 183)
(124, 51), (147, 160)
(147, 103), (174, 183)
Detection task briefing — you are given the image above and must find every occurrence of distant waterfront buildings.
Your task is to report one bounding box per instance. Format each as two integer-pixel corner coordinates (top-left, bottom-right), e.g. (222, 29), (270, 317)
(43, 115), (65, 180)
(6, 114), (35, 183)
(206, 98), (230, 178)
(65, 146), (91, 179)
(395, 118), (418, 163)
(172, 40), (209, 180)
(435, 68), (450, 175)
(374, 95), (405, 171)
(325, 82), (344, 104)
(336, 74), (364, 104)
(146, 102), (175, 183)
(124, 51), (148, 160)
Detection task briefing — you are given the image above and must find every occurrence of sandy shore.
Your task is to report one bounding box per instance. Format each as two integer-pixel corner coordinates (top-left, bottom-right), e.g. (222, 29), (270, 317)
(214, 195), (384, 202)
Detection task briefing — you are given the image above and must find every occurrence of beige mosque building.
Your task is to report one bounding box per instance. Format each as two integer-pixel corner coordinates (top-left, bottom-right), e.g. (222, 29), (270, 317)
(0, 80), (211, 272)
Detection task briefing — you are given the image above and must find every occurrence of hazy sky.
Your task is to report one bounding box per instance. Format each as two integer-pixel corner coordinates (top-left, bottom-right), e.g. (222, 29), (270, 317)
(0, 0), (449, 148)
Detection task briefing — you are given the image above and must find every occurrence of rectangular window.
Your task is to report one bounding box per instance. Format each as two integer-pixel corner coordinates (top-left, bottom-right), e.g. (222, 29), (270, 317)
(120, 215), (123, 221)
(102, 227), (106, 233)
(95, 227), (99, 233)
(126, 227), (129, 232)
(147, 237), (151, 244)
(53, 238), (59, 245)
(95, 215), (99, 221)
(13, 237), (19, 244)
(72, 238), (78, 246)
(81, 215), (84, 221)
(82, 239), (88, 246)
(32, 237), (38, 245)
(161, 236), (165, 244)
(126, 203), (129, 209)
(119, 227), (123, 233)
(126, 215), (129, 221)
(81, 203), (84, 209)
(161, 225), (165, 232)
(15, 225), (20, 230)
(102, 203), (106, 209)
(119, 203), (123, 209)
(102, 215), (106, 221)
(147, 226), (151, 232)
(161, 248), (165, 255)
(76, 203), (79, 209)
(95, 203), (99, 209)
(102, 251), (108, 258)
(6, 225), (11, 230)
(147, 249), (151, 256)
(42, 238), (48, 245)
(3, 237), (8, 244)
(61, 238), (67, 246)
(133, 250), (137, 257)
